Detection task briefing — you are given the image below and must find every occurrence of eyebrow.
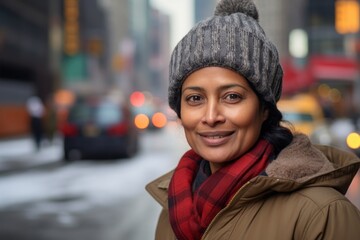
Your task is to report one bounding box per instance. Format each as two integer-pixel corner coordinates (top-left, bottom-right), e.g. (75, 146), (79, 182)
(182, 84), (248, 94)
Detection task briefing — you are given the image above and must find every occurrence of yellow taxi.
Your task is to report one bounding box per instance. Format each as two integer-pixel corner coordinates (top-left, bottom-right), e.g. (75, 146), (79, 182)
(277, 93), (325, 136)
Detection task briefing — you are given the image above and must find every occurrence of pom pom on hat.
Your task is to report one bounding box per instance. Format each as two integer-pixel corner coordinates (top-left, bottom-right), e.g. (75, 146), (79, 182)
(214, 0), (259, 21)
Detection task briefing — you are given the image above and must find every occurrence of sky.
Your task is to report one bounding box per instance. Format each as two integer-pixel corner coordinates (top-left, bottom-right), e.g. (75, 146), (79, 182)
(150, 0), (194, 49)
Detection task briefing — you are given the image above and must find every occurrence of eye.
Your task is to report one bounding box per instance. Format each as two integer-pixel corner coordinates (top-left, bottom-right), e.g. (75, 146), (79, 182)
(185, 94), (204, 105)
(223, 93), (244, 103)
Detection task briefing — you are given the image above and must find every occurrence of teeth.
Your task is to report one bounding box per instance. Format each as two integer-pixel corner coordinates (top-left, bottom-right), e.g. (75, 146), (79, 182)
(208, 136), (223, 139)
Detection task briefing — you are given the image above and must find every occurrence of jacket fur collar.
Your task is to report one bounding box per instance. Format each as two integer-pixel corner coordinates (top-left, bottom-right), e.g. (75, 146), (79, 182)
(266, 134), (336, 182)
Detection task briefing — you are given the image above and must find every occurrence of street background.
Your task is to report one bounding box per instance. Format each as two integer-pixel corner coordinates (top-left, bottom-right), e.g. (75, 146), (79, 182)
(0, 123), (190, 239)
(0, 0), (360, 239)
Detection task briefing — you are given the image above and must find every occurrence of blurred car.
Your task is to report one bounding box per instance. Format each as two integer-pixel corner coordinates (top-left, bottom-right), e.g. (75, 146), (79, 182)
(130, 91), (167, 130)
(277, 93), (326, 136)
(60, 96), (139, 161)
(132, 102), (167, 130)
(278, 94), (360, 153)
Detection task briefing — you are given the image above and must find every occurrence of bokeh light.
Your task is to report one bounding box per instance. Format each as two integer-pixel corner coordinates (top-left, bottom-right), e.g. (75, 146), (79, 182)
(347, 132), (360, 149)
(134, 114), (149, 129)
(152, 112), (167, 128)
(130, 91), (145, 107)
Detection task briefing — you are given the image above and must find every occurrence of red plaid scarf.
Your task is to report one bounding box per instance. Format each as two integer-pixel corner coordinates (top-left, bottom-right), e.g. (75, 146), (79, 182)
(168, 139), (273, 240)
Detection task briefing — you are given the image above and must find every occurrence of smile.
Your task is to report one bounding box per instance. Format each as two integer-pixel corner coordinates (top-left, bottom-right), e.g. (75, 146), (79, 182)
(198, 131), (234, 146)
(206, 135), (226, 139)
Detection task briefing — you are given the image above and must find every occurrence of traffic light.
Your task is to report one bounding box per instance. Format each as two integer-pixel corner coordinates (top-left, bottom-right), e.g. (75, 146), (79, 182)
(335, 0), (360, 34)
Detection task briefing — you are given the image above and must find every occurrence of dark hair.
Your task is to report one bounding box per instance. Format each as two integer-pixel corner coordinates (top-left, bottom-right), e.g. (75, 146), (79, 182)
(261, 101), (293, 156)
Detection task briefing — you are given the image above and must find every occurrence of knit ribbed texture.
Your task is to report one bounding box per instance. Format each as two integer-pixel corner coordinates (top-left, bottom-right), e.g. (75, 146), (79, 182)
(168, 0), (283, 116)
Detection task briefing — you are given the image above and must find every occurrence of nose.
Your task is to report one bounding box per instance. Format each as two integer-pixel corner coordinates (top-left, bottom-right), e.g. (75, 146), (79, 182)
(201, 99), (225, 126)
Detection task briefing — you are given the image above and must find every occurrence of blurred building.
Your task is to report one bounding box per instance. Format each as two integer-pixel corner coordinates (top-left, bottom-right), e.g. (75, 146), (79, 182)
(0, 0), (113, 138)
(148, 8), (171, 101)
(119, 0), (170, 102)
(255, 0), (346, 60)
(62, 0), (109, 92)
(0, 0), (170, 138)
(256, 0), (360, 119)
(0, 0), (61, 137)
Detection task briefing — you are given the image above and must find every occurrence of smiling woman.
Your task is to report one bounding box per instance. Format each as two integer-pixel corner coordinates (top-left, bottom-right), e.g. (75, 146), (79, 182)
(180, 67), (268, 173)
(146, 0), (360, 239)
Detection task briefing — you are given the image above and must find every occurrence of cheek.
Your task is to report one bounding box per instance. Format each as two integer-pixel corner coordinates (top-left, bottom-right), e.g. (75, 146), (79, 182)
(180, 103), (201, 127)
(180, 115), (196, 148)
(228, 107), (255, 122)
(180, 111), (196, 130)
(227, 107), (265, 129)
(180, 107), (201, 145)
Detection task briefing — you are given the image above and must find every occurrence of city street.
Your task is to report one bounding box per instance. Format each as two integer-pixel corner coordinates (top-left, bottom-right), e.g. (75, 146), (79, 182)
(1, 1), (360, 239)
(0, 123), (359, 240)
(0, 123), (189, 240)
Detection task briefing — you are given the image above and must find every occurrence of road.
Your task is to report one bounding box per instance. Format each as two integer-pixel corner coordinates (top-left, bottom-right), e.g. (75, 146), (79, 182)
(0, 123), (189, 240)
(0, 123), (359, 240)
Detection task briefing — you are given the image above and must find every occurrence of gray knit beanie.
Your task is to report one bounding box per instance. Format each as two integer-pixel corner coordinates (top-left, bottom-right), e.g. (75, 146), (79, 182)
(168, 0), (283, 117)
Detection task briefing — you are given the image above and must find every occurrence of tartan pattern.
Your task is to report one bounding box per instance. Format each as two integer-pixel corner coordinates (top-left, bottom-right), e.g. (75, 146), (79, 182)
(168, 139), (273, 240)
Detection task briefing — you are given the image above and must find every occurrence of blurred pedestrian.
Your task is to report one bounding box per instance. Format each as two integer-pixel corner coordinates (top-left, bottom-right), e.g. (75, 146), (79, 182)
(146, 0), (360, 239)
(26, 95), (45, 150)
(44, 96), (58, 144)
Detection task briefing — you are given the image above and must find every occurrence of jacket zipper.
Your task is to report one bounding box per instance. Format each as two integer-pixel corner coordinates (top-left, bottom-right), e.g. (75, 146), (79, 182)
(200, 180), (253, 240)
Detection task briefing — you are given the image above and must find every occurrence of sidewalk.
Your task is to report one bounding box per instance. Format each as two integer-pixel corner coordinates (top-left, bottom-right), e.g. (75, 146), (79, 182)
(0, 136), (63, 174)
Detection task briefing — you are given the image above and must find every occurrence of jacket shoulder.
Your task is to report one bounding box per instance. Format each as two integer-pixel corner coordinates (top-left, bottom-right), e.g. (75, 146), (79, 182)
(205, 186), (360, 240)
(145, 170), (173, 208)
(315, 144), (360, 167)
(295, 187), (360, 239)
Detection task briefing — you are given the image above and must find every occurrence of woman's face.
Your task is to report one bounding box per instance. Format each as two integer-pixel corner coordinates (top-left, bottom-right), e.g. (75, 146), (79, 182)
(180, 67), (268, 173)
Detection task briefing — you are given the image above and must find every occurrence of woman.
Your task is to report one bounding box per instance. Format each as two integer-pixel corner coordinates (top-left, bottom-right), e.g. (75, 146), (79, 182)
(146, 0), (360, 239)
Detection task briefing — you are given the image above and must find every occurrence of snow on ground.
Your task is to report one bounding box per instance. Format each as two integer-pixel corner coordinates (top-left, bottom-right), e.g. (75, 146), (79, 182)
(0, 125), (188, 210)
(0, 137), (62, 169)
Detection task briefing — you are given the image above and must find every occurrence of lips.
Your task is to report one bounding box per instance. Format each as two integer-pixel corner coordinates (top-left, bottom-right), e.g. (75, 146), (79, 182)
(198, 131), (234, 146)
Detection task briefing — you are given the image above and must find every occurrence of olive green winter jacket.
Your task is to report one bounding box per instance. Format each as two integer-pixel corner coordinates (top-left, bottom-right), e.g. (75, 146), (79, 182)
(146, 135), (360, 240)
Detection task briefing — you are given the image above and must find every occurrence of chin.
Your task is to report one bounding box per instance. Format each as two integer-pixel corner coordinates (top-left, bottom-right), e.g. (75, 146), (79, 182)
(201, 152), (233, 164)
